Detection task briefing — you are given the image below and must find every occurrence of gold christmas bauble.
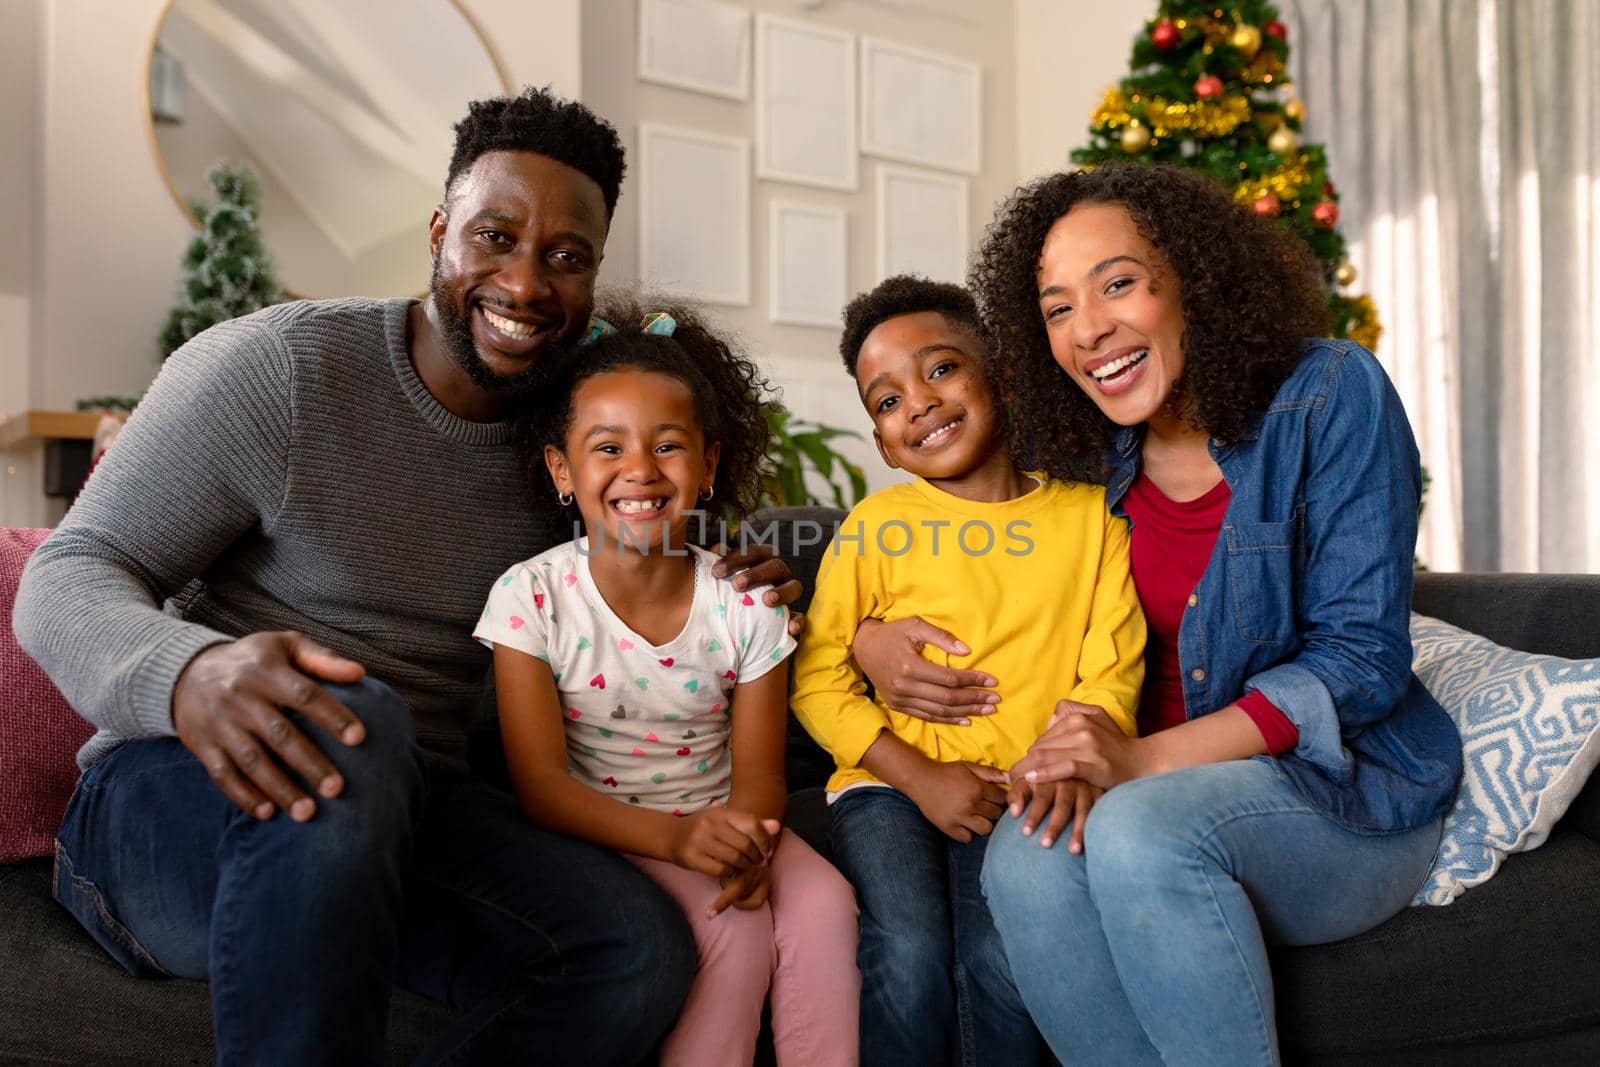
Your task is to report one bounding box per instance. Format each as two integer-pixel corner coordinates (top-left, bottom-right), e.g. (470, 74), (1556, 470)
(1284, 97), (1306, 123)
(1230, 24), (1263, 58)
(1335, 261), (1358, 286)
(1267, 126), (1299, 155)
(1120, 123), (1152, 153)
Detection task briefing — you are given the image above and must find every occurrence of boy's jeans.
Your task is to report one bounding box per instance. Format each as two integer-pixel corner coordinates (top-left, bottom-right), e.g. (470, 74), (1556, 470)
(830, 785), (1046, 1067)
(53, 677), (695, 1066)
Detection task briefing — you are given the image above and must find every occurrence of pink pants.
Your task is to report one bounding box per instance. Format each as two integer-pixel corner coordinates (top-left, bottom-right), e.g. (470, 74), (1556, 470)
(628, 830), (861, 1067)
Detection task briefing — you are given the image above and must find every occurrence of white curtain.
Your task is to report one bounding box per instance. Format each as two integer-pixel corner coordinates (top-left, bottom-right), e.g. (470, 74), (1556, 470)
(1284, 0), (1599, 573)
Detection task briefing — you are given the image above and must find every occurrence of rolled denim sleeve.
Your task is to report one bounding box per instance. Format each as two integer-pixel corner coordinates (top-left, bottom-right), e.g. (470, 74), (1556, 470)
(1242, 663), (1351, 777)
(1249, 346), (1421, 772)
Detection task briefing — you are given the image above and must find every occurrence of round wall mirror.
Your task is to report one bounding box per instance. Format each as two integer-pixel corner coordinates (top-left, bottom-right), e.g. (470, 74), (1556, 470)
(146, 0), (511, 299)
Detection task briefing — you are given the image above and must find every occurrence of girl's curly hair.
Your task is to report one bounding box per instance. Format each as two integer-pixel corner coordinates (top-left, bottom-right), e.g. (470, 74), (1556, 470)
(969, 163), (1331, 483)
(524, 295), (773, 521)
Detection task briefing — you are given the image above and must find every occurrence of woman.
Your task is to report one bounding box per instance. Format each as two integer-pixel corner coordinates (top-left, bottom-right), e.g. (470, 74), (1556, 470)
(849, 164), (1462, 1064)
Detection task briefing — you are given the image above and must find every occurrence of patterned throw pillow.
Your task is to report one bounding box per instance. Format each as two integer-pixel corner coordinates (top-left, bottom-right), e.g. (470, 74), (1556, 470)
(1411, 613), (1600, 905)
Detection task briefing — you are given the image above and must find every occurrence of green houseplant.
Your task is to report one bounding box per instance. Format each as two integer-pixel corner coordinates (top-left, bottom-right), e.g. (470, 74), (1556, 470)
(759, 402), (867, 511)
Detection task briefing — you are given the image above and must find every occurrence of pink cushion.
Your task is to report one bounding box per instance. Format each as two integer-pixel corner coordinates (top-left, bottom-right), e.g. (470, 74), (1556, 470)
(1, 528), (93, 863)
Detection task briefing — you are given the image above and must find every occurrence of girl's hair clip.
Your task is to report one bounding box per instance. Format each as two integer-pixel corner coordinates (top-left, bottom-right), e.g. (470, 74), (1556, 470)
(641, 311), (677, 337)
(578, 311), (677, 346)
(579, 316), (618, 346)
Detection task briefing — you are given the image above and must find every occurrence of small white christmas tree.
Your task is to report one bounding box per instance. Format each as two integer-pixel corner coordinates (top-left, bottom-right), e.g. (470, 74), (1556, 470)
(158, 161), (283, 360)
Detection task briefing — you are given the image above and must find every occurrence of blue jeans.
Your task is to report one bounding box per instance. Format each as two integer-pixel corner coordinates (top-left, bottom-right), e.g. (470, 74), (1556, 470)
(980, 760), (1443, 1066)
(830, 786), (1046, 1067)
(53, 678), (696, 1066)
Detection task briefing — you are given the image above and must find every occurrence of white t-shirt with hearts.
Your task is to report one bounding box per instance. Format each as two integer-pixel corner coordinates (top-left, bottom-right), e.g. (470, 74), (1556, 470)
(474, 540), (796, 814)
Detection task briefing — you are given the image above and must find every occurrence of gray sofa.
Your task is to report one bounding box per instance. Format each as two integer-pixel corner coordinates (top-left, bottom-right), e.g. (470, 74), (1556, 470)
(3, 505), (1598, 1065)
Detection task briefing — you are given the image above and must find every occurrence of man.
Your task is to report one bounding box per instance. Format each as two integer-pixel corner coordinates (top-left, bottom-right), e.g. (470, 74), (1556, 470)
(15, 87), (801, 1065)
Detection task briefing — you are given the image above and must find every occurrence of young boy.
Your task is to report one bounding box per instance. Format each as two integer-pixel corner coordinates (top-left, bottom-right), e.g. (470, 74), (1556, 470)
(791, 275), (1145, 1067)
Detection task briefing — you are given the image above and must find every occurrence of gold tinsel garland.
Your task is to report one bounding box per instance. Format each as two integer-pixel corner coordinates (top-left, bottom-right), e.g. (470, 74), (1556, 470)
(1092, 87), (1252, 139)
(1232, 154), (1313, 204)
(1240, 51), (1287, 86)
(1344, 295), (1383, 352)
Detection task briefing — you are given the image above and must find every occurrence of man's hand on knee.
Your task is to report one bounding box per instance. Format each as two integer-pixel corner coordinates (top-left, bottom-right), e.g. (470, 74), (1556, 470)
(172, 631), (368, 823)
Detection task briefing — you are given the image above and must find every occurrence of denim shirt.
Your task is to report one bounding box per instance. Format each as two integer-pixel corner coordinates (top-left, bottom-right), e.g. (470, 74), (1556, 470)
(1105, 340), (1462, 833)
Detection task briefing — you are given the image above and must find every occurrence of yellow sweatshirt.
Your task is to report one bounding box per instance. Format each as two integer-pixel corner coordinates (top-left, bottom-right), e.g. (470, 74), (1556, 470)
(792, 476), (1145, 794)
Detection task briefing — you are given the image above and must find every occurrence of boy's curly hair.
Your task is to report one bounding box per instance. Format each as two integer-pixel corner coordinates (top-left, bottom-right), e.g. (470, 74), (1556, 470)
(969, 163), (1331, 482)
(529, 296), (773, 520)
(838, 275), (984, 378)
(446, 86), (626, 218)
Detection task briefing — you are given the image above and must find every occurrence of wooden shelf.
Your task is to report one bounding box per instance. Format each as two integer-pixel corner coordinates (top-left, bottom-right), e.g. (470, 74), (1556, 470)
(0, 410), (105, 450)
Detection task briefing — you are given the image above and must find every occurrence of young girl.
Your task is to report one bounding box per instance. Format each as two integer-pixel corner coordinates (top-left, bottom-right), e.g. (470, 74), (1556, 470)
(473, 303), (860, 1067)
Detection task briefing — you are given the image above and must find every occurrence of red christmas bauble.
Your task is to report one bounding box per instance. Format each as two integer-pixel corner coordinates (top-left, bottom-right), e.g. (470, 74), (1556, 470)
(1152, 20), (1180, 50)
(1253, 193), (1282, 218)
(1312, 199), (1340, 227)
(1194, 75), (1224, 100)
(1323, 180), (1336, 197)
(1265, 20), (1288, 39)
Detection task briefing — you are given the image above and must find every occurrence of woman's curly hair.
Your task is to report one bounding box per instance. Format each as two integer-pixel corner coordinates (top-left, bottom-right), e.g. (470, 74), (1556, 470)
(524, 294), (773, 522)
(969, 163), (1331, 482)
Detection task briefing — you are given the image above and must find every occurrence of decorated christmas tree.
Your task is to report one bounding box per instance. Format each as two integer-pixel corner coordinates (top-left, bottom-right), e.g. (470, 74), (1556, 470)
(157, 161), (283, 360)
(1072, 0), (1380, 350)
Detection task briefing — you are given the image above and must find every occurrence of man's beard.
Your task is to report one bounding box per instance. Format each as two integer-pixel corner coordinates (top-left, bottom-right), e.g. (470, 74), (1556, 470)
(430, 259), (577, 399)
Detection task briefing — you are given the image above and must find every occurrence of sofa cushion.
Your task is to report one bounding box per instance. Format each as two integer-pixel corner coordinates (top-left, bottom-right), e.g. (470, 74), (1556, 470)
(1275, 827), (1600, 1056)
(0, 858), (453, 1065)
(1410, 613), (1600, 905)
(1, 529), (95, 863)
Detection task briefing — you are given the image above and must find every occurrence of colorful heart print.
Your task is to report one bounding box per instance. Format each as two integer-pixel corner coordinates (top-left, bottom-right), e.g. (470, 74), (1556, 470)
(619, 638), (635, 652)
(589, 674), (606, 689)
(659, 657), (674, 667)
(509, 616), (525, 630)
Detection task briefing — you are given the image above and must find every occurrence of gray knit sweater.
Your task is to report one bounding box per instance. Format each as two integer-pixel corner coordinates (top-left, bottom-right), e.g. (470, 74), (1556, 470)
(14, 298), (561, 771)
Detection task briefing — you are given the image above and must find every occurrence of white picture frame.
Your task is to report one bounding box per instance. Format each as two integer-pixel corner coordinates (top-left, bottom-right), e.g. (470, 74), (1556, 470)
(638, 123), (751, 306)
(860, 36), (981, 175)
(754, 14), (857, 191)
(874, 164), (968, 286)
(768, 200), (849, 328)
(636, 0), (751, 101)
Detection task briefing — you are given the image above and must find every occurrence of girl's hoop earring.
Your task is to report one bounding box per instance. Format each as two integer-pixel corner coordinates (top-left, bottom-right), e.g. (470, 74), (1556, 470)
(558, 491), (574, 507)
(699, 486), (714, 501)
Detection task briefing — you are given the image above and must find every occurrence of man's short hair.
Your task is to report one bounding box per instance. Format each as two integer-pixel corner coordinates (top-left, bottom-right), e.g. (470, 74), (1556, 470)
(445, 86), (626, 218)
(838, 275), (983, 378)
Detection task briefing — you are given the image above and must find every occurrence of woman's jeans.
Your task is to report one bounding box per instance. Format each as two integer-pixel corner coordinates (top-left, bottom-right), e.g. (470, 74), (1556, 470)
(831, 786), (1046, 1067)
(52, 677), (696, 1066)
(981, 759), (1442, 1067)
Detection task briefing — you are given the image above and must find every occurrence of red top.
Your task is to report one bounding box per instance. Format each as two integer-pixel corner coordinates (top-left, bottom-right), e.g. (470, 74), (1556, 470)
(1122, 473), (1299, 755)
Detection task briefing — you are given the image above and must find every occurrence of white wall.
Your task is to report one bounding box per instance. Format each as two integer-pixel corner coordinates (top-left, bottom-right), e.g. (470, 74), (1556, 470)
(2, 0), (1152, 524)
(583, 0), (1023, 497)
(1014, 0), (1151, 182)
(0, 0), (581, 526)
